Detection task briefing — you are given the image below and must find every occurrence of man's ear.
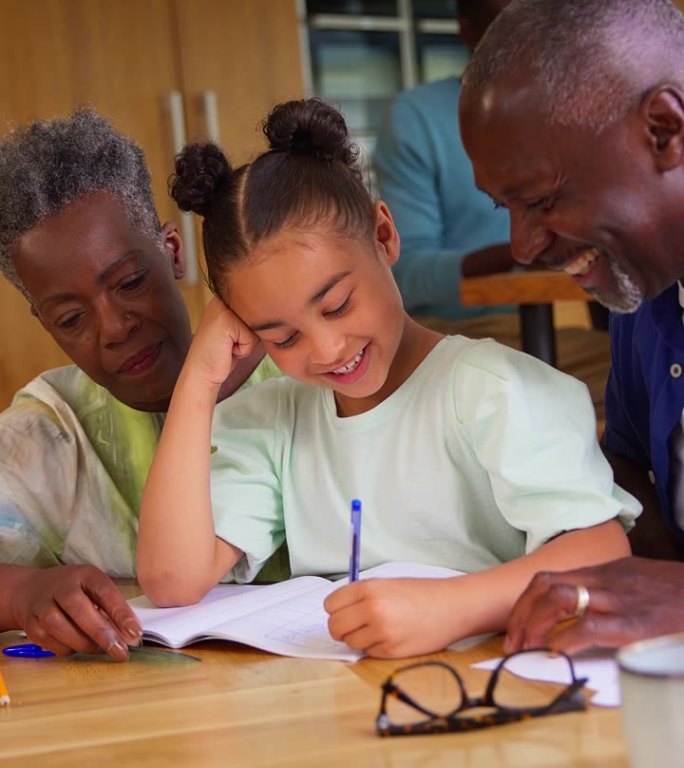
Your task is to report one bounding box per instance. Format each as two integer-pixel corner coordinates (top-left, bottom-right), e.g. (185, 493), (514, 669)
(642, 85), (684, 171)
(374, 201), (401, 267)
(160, 221), (186, 280)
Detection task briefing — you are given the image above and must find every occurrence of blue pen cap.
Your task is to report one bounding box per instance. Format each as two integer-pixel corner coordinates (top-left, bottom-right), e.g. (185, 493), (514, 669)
(351, 499), (362, 512)
(2, 643), (55, 658)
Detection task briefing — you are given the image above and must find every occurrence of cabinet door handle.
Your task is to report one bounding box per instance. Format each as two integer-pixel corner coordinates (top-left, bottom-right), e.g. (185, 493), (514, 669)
(167, 90), (199, 286)
(200, 90), (220, 143)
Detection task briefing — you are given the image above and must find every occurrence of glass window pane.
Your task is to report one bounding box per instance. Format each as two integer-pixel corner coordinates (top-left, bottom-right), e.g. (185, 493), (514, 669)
(416, 33), (469, 82)
(306, 1), (398, 16)
(309, 29), (402, 134)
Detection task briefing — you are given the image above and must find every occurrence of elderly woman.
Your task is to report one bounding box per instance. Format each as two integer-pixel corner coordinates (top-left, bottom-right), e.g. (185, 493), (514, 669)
(0, 110), (281, 658)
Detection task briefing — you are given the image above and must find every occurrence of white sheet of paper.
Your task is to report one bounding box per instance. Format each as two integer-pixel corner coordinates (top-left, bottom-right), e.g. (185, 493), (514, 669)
(473, 652), (621, 707)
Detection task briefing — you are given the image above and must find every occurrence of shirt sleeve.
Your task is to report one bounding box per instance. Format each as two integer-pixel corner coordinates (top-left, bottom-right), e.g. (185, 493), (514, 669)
(0, 402), (75, 568)
(240, 354), (282, 389)
(0, 499), (62, 568)
(452, 341), (642, 552)
(210, 382), (287, 583)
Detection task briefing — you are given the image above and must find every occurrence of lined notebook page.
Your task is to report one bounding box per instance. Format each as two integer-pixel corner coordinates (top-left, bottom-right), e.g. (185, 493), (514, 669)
(130, 561), (464, 662)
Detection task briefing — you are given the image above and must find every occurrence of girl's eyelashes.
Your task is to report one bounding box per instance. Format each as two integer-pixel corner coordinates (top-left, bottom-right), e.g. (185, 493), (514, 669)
(273, 332), (299, 349)
(324, 296), (351, 317)
(266, 294), (352, 349)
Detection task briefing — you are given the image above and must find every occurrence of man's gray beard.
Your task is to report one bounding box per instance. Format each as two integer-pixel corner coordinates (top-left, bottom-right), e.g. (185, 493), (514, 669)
(589, 257), (644, 314)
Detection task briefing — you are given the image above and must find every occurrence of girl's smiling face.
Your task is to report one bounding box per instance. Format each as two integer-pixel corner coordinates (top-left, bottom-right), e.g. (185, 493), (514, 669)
(225, 203), (409, 417)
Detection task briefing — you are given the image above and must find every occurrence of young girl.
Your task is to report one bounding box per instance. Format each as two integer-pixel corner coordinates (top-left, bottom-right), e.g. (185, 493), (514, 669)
(137, 98), (638, 659)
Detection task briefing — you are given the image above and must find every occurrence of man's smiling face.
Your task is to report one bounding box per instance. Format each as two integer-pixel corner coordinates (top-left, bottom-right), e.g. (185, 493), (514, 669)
(459, 76), (684, 312)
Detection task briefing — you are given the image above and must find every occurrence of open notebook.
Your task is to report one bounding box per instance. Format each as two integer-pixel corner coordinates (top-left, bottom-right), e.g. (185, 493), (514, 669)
(130, 561), (463, 662)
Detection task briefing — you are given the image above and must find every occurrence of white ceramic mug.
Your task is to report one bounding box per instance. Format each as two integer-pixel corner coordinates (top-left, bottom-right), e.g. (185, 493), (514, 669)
(617, 633), (684, 768)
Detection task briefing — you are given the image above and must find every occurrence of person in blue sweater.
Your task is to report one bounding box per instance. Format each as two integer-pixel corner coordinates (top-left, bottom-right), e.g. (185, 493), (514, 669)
(373, 0), (514, 324)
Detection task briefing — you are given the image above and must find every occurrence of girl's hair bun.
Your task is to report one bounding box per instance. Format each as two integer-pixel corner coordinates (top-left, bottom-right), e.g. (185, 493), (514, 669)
(263, 98), (358, 167)
(169, 142), (231, 217)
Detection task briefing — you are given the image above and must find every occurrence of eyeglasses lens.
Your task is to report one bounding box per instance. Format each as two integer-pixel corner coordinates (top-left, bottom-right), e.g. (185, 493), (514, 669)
(493, 650), (575, 709)
(386, 665), (463, 725)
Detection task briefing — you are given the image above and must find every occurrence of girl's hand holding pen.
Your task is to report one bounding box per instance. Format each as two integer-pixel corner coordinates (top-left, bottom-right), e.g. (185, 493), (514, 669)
(6, 564), (142, 662)
(324, 577), (458, 659)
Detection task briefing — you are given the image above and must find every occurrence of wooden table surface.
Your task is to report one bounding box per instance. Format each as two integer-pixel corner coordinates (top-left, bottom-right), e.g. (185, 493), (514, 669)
(0, 584), (629, 768)
(461, 270), (593, 367)
(461, 270), (591, 307)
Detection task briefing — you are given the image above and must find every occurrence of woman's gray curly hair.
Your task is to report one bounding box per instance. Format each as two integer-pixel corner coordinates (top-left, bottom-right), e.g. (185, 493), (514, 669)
(0, 109), (161, 300)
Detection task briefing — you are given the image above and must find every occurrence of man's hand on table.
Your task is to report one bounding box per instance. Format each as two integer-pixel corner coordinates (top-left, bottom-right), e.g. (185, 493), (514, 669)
(504, 556), (684, 654)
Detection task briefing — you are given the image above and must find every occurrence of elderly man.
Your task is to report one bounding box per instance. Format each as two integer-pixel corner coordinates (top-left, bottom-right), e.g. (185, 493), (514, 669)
(458, 0), (684, 652)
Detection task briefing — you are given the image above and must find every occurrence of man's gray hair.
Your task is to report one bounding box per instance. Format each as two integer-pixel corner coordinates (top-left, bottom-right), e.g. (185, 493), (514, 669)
(463, 0), (684, 131)
(0, 109), (161, 299)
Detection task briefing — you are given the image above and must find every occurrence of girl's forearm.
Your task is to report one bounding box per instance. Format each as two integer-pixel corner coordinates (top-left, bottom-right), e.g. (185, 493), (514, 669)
(437, 519), (630, 641)
(136, 365), (241, 606)
(327, 520), (630, 658)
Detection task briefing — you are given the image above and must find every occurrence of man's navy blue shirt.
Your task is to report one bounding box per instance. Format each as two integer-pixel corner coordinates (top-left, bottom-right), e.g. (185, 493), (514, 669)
(605, 283), (684, 541)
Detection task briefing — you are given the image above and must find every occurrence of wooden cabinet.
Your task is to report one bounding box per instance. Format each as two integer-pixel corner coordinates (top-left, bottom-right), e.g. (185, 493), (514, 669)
(176, 1), (305, 164)
(0, 0), (303, 408)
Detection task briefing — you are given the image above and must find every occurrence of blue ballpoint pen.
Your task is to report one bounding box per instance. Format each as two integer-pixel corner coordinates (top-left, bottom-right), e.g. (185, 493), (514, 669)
(349, 499), (362, 582)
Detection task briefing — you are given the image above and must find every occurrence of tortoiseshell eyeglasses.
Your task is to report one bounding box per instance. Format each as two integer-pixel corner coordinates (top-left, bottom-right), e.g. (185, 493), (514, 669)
(376, 649), (588, 737)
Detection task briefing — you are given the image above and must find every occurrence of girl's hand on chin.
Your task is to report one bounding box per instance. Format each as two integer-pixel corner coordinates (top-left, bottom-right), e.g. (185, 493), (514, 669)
(188, 297), (260, 386)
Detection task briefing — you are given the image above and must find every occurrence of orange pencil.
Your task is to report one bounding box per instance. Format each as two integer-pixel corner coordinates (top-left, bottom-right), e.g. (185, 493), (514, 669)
(0, 665), (9, 706)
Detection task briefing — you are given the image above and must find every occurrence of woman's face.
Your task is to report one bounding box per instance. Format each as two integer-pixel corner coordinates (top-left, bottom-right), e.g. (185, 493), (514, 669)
(12, 191), (193, 412)
(226, 204), (409, 417)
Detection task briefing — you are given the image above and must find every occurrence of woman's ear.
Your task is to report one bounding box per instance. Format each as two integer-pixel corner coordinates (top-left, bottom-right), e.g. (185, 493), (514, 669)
(374, 201), (401, 267)
(160, 221), (186, 280)
(641, 85), (684, 172)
